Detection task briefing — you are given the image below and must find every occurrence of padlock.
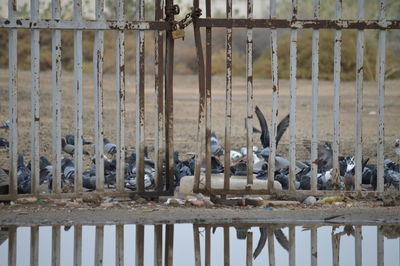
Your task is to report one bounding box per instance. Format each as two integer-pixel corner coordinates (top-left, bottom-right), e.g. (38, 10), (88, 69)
(172, 28), (185, 40)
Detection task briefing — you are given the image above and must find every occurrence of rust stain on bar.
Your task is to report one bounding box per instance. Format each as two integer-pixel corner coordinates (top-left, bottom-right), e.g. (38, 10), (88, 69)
(205, 0), (212, 192)
(268, 0), (279, 192)
(31, 0), (40, 196)
(354, 0), (365, 192)
(224, 0), (233, 191)
(135, 0), (145, 193)
(52, 0), (62, 195)
(246, 0), (254, 185)
(74, 0), (83, 194)
(332, 0), (342, 187)
(116, 0), (125, 193)
(135, 28), (145, 193)
(194, 0), (207, 192)
(165, 0), (175, 193)
(154, 0), (164, 193)
(376, 0), (386, 193)
(310, 0), (320, 192)
(94, 0), (105, 193)
(8, 0), (18, 199)
(288, 0), (298, 191)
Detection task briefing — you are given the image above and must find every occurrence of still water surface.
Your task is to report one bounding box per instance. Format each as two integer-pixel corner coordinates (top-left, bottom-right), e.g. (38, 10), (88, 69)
(0, 223), (399, 265)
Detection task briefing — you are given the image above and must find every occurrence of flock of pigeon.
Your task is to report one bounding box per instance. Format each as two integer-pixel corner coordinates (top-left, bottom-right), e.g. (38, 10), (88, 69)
(0, 105), (400, 195)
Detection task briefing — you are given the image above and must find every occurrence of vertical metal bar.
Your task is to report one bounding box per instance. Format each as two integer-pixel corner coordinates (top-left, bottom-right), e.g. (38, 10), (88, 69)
(135, 0), (145, 193)
(332, 0), (342, 187)
(310, 0), (320, 192)
(115, 0), (125, 193)
(164, 0), (175, 193)
(354, 0), (365, 191)
(30, 0), (40, 195)
(154, 0), (164, 192)
(116, 225), (124, 266)
(52, 0), (62, 194)
(164, 224), (174, 266)
(135, 225), (144, 266)
(377, 226), (384, 266)
(311, 227), (317, 266)
(95, 226), (104, 266)
(246, 0), (254, 185)
(74, 225), (82, 266)
(8, 226), (16, 266)
(289, 225), (295, 266)
(94, 0), (105, 193)
(331, 231), (340, 266)
(52, 225), (61, 266)
(267, 227), (275, 266)
(205, 0), (212, 192)
(246, 231), (253, 266)
(74, 0), (83, 194)
(193, 0), (207, 192)
(193, 225), (201, 266)
(268, 0), (279, 191)
(376, 0), (386, 193)
(205, 226), (211, 266)
(154, 225), (163, 266)
(288, 0), (298, 191)
(224, 226), (230, 266)
(355, 226), (362, 266)
(224, 0), (233, 190)
(31, 226), (39, 266)
(8, 0), (18, 198)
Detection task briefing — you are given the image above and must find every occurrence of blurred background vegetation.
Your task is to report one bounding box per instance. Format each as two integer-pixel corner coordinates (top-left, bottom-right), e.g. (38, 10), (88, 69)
(0, 0), (399, 80)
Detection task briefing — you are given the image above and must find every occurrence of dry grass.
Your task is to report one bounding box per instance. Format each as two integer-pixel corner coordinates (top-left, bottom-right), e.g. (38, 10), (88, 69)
(0, 69), (399, 170)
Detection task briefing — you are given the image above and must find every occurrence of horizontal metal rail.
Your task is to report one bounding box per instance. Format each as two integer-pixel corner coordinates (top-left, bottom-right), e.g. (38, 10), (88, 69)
(2, 18), (400, 30)
(195, 18), (400, 29)
(0, 19), (171, 30)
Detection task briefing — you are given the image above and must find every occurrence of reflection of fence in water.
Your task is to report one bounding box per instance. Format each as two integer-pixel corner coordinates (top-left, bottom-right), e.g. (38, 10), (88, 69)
(1, 223), (399, 265)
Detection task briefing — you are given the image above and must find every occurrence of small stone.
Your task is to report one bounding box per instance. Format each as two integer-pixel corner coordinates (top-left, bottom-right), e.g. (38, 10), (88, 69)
(53, 201), (67, 206)
(319, 196), (345, 204)
(164, 198), (185, 206)
(203, 199), (215, 206)
(334, 201), (345, 206)
(100, 202), (114, 208)
(266, 200), (300, 207)
(190, 200), (205, 207)
(103, 197), (113, 203)
(245, 197), (265, 207)
(16, 197), (37, 204)
(135, 197), (148, 204)
(303, 196), (317, 206)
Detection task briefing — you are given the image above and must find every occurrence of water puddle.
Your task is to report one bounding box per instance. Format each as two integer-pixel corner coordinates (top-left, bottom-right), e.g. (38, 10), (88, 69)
(0, 223), (399, 265)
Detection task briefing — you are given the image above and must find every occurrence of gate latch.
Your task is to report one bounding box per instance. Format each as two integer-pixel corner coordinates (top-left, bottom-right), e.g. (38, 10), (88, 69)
(169, 6), (202, 40)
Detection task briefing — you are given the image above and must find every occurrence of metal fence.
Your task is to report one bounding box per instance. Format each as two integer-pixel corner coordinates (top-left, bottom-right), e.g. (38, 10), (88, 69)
(0, 0), (176, 200)
(192, 0), (400, 197)
(1, 0), (400, 200)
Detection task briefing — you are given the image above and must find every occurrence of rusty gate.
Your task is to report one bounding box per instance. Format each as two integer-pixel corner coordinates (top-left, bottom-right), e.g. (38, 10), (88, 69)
(191, 0), (400, 197)
(0, 0), (400, 200)
(0, 0), (181, 200)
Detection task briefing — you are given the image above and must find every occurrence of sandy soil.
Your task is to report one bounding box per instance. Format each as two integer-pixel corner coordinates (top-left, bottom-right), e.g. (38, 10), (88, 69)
(0, 69), (399, 169)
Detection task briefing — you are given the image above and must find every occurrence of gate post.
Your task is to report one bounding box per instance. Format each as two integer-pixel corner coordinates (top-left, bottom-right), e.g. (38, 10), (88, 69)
(165, 0), (176, 193)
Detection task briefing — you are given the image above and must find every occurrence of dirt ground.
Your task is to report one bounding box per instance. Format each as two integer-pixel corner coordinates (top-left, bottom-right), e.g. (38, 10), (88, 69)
(0, 199), (399, 226)
(0, 69), (399, 169)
